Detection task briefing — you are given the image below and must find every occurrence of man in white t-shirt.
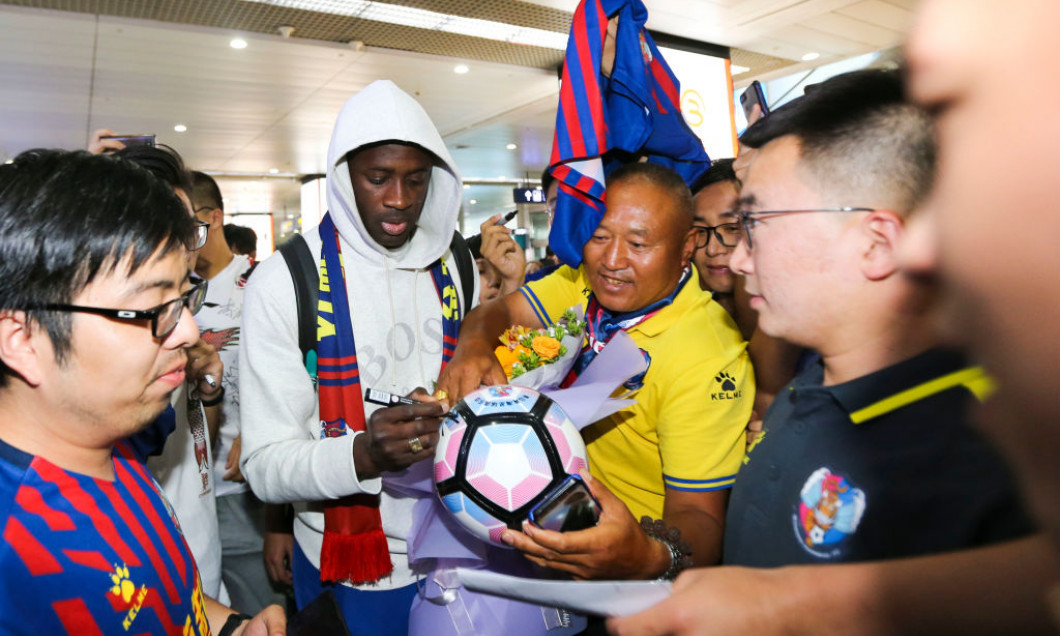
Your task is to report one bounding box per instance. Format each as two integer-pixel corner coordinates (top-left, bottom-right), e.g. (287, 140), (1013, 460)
(191, 171), (283, 614)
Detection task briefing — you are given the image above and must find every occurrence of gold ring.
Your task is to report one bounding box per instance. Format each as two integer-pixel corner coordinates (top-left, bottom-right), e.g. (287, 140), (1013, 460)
(433, 389), (448, 401)
(408, 436), (424, 454)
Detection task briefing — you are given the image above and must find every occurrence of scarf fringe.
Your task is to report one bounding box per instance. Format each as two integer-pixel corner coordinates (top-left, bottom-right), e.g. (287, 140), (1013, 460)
(319, 527), (394, 585)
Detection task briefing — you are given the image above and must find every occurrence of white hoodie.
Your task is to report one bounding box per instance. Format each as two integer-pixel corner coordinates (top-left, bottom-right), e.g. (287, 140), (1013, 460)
(239, 80), (477, 590)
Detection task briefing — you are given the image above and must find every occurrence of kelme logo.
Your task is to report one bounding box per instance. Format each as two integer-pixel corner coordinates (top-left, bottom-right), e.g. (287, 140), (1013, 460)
(711, 371), (742, 401)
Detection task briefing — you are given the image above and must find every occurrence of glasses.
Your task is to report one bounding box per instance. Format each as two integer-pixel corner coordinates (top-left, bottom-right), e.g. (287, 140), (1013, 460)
(736, 207), (875, 249)
(693, 223), (742, 249)
(33, 280), (207, 339)
(191, 221), (209, 250)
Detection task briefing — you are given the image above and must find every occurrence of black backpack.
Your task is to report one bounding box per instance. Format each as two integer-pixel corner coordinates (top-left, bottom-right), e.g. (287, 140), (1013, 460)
(278, 230), (475, 368)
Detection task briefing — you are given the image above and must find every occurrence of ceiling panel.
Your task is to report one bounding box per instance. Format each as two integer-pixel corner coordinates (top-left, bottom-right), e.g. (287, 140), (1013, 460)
(0, 0), (921, 220)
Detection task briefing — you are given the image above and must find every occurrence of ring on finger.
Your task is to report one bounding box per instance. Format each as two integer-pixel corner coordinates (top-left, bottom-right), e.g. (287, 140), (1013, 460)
(408, 436), (425, 454)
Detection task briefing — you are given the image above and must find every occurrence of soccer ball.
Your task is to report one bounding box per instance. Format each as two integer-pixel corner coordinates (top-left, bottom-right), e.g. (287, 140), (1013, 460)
(433, 385), (588, 546)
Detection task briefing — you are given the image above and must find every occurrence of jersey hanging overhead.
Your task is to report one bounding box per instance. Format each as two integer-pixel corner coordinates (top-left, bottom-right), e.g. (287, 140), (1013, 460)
(549, 0), (712, 267)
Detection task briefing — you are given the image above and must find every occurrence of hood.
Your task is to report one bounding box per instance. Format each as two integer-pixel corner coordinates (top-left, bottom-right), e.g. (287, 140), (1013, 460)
(326, 79), (463, 268)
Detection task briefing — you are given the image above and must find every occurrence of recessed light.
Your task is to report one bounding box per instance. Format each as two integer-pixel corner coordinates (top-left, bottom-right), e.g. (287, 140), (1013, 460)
(462, 184), (471, 190)
(230, 38), (248, 50)
(454, 64), (470, 75)
(801, 52), (820, 61)
(469, 199), (477, 205)
(269, 168), (279, 174)
(174, 124), (187, 133)
(506, 143), (517, 150)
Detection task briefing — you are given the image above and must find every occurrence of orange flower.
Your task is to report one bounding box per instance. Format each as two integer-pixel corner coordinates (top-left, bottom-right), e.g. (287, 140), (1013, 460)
(494, 345), (522, 377)
(531, 336), (562, 360)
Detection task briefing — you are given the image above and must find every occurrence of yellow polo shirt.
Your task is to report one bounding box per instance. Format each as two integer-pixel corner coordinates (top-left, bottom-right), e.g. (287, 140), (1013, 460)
(521, 265), (753, 520)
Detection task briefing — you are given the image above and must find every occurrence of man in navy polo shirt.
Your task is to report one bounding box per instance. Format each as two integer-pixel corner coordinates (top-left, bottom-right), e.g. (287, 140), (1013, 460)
(609, 68), (1057, 636)
(721, 69), (1031, 563)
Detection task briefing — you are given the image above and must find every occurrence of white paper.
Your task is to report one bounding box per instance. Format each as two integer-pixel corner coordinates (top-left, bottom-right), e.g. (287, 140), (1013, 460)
(455, 568), (672, 617)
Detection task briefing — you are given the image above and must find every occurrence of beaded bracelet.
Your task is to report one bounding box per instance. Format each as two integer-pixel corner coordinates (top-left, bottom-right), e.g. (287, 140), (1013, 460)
(640, 516), (693, 581)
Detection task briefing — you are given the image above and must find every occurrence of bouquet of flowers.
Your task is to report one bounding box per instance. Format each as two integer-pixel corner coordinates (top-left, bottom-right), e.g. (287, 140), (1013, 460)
(494, 308), (585, 389)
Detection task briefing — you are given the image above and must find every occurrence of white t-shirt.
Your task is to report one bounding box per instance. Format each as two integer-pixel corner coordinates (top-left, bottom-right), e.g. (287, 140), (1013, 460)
(197, 254), (254, 498)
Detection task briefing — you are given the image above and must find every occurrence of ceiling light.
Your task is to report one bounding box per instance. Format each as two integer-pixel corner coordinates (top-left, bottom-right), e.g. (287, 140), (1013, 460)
(3, 159), (12, 165)
(498, 175), (507, 180)
(269, 168), (279, 174)
(454, 64), (470, 75)
(174, 124), (187, 133)
(238, 0), (569, 50)
(462, 184), (471, 190)
(506, 143), (517, 150)
(469, 199), (477, 205)
(230, 38), (248, 49)
(801, 52), (820, 61)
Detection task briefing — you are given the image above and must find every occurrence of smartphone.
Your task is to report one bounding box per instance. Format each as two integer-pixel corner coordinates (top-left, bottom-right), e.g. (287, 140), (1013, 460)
(364, 387), (418, 407)
(528, 474), (601, 532)
(101, 134), (156, 148)
(739, 80), (769, 121)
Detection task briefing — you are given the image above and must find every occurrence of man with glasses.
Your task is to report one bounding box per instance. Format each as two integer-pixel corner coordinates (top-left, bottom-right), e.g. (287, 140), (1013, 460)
(0, 149), (284, 634)
(609, 68), (1052, 636)
(439, 162), (752, 580)
(721, 67), (1031, 567)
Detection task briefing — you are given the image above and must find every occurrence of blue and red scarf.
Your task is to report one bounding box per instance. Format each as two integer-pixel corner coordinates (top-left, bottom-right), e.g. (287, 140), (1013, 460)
(561, 267), (691, 389)
(316, 212), (461, 584)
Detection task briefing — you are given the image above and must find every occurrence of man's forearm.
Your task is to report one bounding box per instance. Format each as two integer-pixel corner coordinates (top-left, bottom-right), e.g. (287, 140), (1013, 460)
(777, 534), (1058, 635)
(665, 508), (725, 569)
(457, 294), (522, 346)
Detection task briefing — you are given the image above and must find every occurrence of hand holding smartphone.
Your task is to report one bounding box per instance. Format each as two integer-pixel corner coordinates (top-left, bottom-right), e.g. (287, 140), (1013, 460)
(528, 474), (601, 532)
(740, 80), (769, 122)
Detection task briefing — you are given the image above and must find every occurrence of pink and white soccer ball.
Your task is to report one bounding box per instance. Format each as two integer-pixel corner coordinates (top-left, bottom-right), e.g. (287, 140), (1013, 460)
(433, 385), (588, 546)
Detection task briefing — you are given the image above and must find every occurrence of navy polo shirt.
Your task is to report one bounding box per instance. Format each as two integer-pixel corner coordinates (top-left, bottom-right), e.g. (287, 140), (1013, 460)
(723, 348), (1033, 566)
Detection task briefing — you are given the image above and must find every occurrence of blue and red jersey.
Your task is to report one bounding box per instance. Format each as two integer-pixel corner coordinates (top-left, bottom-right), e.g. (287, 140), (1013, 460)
(0, 437), (210, 635)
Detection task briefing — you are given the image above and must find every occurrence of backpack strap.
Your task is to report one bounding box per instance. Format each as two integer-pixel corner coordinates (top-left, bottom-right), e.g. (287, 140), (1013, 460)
(449, 230), (474, 311)
(281, 229), (471, 367)
(278, 233), (319, 367)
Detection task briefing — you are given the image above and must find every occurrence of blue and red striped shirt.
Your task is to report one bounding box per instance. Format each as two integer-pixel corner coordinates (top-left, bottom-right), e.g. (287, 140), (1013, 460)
(0, 437), (209, 635)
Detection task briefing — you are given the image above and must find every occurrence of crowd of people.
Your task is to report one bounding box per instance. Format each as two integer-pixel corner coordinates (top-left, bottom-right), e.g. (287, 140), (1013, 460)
(0, 0), (1058, 634)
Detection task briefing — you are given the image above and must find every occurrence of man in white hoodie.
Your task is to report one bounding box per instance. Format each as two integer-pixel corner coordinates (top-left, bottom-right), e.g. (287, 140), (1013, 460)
(239, 80), (477, 636)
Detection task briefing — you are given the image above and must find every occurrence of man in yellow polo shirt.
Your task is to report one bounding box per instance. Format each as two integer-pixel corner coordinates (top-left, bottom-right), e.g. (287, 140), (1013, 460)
(438, 162), (753, 580)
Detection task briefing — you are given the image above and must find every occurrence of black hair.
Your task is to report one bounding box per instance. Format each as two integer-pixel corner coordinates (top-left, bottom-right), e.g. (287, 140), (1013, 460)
(541, 168), (555, 195)
(113, 143), (193, 198)
(690, 159), (737, 195)
(739, 68), (935, 214)
(223, 224), (257, 254)
(0, 149), (193, 386)
(465, 233), (483, 260)
(606, 162), (693, 226)
(192, 171), (224, 212)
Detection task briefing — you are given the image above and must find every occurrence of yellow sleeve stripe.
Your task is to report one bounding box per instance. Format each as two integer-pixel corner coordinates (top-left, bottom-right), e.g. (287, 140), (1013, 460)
(849, 366), (996, 425)
(519, 286), (552, 326)
(664, 474), (736, 491)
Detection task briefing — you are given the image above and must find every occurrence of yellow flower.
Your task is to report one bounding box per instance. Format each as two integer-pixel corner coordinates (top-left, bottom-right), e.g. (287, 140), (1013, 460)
(531, 336), (562, 360)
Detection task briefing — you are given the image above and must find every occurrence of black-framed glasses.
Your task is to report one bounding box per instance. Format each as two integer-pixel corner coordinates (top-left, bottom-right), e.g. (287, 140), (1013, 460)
(693, 223), (742, 249)
(32, 280), (207, 339)
(191, 221), (209, 250)
(737, 207), (875, 249)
